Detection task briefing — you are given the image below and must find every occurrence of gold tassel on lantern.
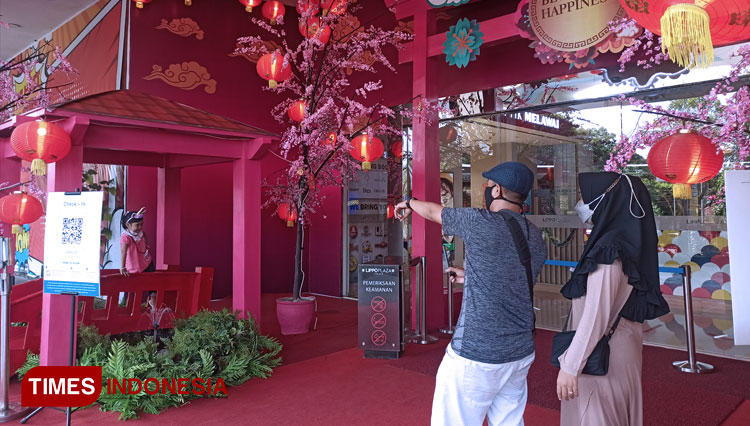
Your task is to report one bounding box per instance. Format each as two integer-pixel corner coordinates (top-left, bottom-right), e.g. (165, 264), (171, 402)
(30, 158), (47, 176)
(185, 0), (192, 5)
(136, 1), (144, 8)
(12, 225), (23, 236)
(673, 183), (693, 200)
(287, 220), (294, 227)
(660, 4), (714, 69)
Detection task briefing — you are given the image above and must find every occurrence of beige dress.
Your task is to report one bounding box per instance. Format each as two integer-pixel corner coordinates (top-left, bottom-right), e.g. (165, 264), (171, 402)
(559, 260), (643, 426)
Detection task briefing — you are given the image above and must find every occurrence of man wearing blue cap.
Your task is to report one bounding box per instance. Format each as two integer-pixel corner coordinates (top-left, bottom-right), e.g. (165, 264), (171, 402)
(395, 161), (547, 426)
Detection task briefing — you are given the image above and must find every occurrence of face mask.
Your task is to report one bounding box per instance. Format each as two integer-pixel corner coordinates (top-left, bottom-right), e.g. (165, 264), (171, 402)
(484, 185), (497, 209)
(575, 195), (604, 224)
(485, 185), (525, 211)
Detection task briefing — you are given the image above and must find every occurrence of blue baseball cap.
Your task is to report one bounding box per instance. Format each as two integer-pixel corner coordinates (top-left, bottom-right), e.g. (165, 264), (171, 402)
(481, 161), (535, 196)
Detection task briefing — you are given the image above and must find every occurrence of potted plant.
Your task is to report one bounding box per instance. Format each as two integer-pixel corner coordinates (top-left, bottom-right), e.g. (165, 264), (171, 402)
(238, 0), (427, 334)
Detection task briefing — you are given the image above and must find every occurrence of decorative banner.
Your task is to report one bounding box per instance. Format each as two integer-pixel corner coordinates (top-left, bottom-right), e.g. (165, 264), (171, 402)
(727, 170), (750, 344)
(427, 0), (470, 7)
(529, 0), (626, 51)
(443, 18), (484, 68)
(515, 0), (641, 69)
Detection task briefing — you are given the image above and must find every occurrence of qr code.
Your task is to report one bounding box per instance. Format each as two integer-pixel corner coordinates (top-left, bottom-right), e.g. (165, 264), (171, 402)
(62, 218), (83, 245)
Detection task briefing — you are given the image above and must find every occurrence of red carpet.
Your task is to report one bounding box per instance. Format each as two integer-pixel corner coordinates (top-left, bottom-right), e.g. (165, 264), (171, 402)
(7, 295), (750, 425)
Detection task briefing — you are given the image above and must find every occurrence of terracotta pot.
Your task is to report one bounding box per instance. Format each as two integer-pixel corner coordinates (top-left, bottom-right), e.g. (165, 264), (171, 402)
(276, 296), (316, 335)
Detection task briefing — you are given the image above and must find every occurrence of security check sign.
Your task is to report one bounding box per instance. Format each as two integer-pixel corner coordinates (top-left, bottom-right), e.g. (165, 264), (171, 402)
(43, 192), (103, 297)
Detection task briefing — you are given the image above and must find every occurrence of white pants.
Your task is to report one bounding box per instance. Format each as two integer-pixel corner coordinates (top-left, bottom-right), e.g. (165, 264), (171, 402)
(431, 345), (535, 426)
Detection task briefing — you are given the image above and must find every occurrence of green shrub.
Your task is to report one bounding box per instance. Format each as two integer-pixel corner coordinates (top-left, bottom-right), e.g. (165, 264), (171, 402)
(17, 310), (282, 420)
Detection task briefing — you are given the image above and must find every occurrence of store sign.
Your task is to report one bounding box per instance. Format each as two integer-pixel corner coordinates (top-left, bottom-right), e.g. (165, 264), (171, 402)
(511, 112), (560, 129)
(426, 0), (469, 7)
(528, 0), (627, 52)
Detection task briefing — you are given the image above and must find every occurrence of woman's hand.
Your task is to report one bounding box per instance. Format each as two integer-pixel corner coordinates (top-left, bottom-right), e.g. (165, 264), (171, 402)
(556, 370), (579, 401)
(394, 200), (412, 221)
(120, 267), (130, 277)
(445, 267), (465, 284)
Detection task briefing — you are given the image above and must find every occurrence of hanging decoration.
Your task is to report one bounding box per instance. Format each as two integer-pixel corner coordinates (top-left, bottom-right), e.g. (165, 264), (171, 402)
(442, 18), (484, 68)
(239, 0), (262, 13)
(391, 140), (403, 159)
(387, 204), (395, 220)
(427, 0), (470, 7)
(647, 131), (724, 199)
(299, 18), (331, 44)
(322, 132), (337, 147)
(349, 134), (384, 171)
(133, 0), (152, 8)
(277, 203), (298, 227)
(618, 0), (750, 69)
(297, 0), (320, 15)
(263, 1), (286, 25)
(321, 0), (348, 16)
(256, 52), (292, 88)
(0, 192), (45, 234)
(515, 0), (641, 70)
(288, 100), (306, 122)
(10, 121), (72, 176)
(185, 0), (192, 5)
(439, 125), (458, 143)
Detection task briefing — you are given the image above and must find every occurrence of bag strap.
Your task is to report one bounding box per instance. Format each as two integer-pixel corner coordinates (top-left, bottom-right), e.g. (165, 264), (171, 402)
(562, 307), (623, 337)
(500, 211), (535, 332)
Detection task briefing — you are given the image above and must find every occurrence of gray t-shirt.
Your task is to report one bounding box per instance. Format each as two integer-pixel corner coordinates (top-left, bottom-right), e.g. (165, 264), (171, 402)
(442, 208), (547, 364)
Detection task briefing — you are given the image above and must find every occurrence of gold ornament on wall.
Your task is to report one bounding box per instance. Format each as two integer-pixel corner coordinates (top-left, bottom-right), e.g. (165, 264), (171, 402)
(143, 61), (217, 94)
(156, 18), (204, 40)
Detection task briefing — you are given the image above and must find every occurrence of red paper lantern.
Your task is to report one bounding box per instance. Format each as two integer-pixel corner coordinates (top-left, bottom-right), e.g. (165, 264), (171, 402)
(277, 203), (298, 227)
(10, 121), (72, 176)
(256, 52), (292, 89)
(387, 204), (395, 219)
(288, 100), (306, 122)
(647, 131), (724, 199)
(0, 192), (44, 234)
(320, 0), (348, 16)
(239, 0), (262, 13)
(132, 0), (151, 8)
(391, 140), (403, 159)
(297, 0), (320, 15)
(439, 125), (458, 143)
(619, 0), (749, 68)
(322, 132), (337, 147)
(262, 1), (286, 25)
(299, 17), (331, 44)
(349, 134), (384, 171)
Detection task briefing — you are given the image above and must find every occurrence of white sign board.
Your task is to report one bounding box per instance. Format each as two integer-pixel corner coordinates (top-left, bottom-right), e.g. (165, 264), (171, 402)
(43, 192), (103, 297)
(726, 170), (750, 345)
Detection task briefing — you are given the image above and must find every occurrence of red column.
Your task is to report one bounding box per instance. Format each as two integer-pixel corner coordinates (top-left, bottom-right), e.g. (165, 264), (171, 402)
(156, 167), (181, 269)
(411, 11), (444, 329)
(41, 144), (83, 366)
(232, 156), (262, 324)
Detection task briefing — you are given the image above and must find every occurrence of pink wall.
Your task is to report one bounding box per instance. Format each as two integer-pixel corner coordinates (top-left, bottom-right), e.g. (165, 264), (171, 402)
(179, 163), (233, 299)
(126, 166), (158, 261)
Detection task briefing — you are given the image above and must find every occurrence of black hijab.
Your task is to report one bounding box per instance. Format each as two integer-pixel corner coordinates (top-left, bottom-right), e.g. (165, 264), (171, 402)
(561, 172), (670, 323)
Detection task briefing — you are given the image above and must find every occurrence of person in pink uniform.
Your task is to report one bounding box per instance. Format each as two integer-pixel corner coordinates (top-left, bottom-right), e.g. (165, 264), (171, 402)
(120, 207), (154, 276)
(555, 172), (670, 426)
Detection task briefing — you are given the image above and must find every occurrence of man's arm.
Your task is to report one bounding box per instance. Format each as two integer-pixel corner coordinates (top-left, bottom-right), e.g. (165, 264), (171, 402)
(394, 199), (443, 224)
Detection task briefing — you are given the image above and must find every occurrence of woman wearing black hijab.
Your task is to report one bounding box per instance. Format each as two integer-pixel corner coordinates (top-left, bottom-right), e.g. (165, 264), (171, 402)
(556, 172), (670, 426)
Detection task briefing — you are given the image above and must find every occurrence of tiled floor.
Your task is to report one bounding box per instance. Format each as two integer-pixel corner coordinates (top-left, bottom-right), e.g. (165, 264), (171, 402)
(534, 284), (750, 361)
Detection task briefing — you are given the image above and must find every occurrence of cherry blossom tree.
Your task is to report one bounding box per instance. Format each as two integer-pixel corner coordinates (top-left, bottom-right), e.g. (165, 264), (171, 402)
(1, 39), (73, 121)
(236, 1), (430, 301)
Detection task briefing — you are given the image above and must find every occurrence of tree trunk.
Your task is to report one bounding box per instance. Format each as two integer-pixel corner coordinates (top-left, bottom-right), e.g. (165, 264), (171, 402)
(292, 219), (304, 301)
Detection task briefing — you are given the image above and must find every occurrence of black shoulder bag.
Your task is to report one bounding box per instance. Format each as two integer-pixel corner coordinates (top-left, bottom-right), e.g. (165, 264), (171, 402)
(550, 308), (622, 376)
(499, 211), (535, 333)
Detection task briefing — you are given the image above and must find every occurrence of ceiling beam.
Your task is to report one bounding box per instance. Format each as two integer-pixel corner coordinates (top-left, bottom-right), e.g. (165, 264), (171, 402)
(399, 13), (518, 64)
